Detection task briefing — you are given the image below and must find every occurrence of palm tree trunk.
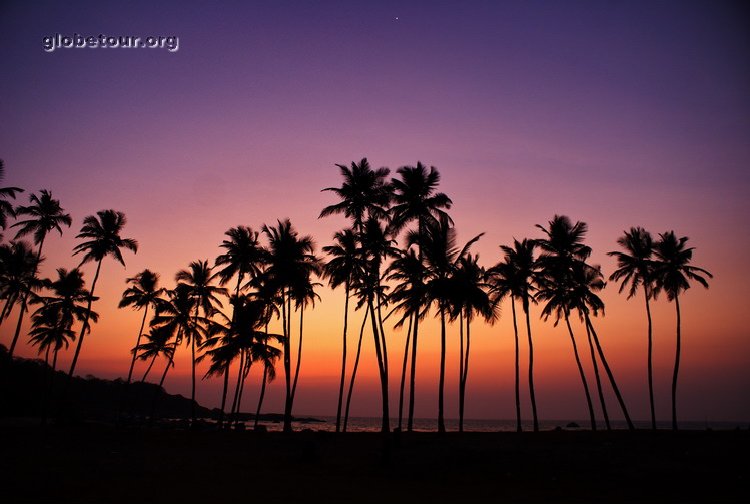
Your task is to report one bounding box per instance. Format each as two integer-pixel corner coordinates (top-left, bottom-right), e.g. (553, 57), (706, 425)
(235, 360), (251, 427)
(126, 306), (149, 384)
(407, 304), (419, 432)
(254, 365), (269, 430)
(585, 322), (611, 429)
(7, 295), (28, 359)
(335, 283), (350, 433)
(190, 302), (200, 424)
(461, 314), (472, 434)
(510, 298), (522, 432)
(397, 314), (413, 432)
(344, 304), (370, 432)
(524, 303), (539, 432)
(9, 236), (46, 359)
(458, 311), (465, 433)
(282, 289), (292, 433)
(290, 308), (303, 403)
(671, 294), (681, 431)
(369, 297), (389, 433)
(645, 286), (656, 430)
(0, 294), (14, 327)
(229, 348), (245, 422)
(438, 308), (446, 434)
(218, 364), (229, 428)
(585, 313), (635, 430)
(564, 311), (596, 430)
(68, 258), (102, 379)
(141, 354), (158, 382)
(151, 346), (176, 422)
(376, 290), (389, 379)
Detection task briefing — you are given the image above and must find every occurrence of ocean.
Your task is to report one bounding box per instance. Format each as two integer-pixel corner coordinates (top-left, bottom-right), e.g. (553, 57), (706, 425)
(246, 416), (748, 432)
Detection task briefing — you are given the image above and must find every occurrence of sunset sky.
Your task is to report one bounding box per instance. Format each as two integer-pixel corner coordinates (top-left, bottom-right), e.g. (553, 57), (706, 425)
(1, 0), (748, 423)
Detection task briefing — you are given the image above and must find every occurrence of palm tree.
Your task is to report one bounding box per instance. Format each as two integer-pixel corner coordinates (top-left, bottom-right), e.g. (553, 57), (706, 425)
(488, 238), (539, 432)
(262, 219), (320, 433)
(608, 227), (658, 429)
(0, 159), (23, 238)
(149, 285), (210, 419)
(653, 231), (712, 430)
(536, 216), (597, 429)
(390, 162), (453, 431)
(119, 269), (165, 385)
(30, 268), (96, 421)
(2, 241), (44, 359)
(69, 210), (138, 379)
(249, 333), (283, 430)
(421, 215), (481, 433)
(134, 325), (176, 383)
(214, 226), (267, 300)
(320, 158), (391, 233)
(450, 253), (496, 432)
(175, 260), (227, 423)
(386, 247), (428, 431)
(322, 228), (359, 433)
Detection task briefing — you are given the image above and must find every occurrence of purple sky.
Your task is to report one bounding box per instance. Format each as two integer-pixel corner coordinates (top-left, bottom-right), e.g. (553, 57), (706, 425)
(1, 1), (748, 422)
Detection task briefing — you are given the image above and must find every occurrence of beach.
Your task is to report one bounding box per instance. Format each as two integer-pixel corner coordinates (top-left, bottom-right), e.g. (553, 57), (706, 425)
(2, 423), (746, 503)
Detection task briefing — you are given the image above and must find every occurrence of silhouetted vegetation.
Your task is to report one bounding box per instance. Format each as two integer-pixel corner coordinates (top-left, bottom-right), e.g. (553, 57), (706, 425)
(0, 158), (713, 432)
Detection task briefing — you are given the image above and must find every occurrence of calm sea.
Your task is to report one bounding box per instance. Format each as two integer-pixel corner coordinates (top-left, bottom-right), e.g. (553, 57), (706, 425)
(247, 416), (749, 432)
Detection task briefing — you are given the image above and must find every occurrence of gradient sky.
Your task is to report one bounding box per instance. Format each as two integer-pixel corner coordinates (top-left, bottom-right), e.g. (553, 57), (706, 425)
(1, 0), (748, 423)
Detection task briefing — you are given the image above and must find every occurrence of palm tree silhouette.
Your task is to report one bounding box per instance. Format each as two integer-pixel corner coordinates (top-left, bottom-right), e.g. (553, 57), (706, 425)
(608, 227), (658, 429)
(450, 253), (496, 432)
(133, 325), (175, 383)
(214, 226), (267, 301)
(2, 241), (44, 359)
(30, 268), (96, 422)
(322, 228), (359, 433)
(386, 247), (428, 431)
(653, 231), (712, 430)
(535, 215), (597, 429)
(489, 238), (539, 432)
(390, 162), (452, 431)
(0, 159), (23, 239)
(119, 269), (166, 385)
(149, 285), (210, 419)
(69, 210), (137, 379)
(262, 219), (320, 433)
(175, 260), (227, 423)
(250, 333), (282, 431)
(421, 215), (481, 433)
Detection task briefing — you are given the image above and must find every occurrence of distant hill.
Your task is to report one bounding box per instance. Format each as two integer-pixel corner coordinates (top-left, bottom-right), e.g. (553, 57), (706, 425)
(0, 344), (218, 423)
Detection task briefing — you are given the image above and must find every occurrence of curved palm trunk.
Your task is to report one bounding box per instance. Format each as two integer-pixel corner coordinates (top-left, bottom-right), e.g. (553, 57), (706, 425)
(335, 284), (350, 433)
(397, 315), (413, 432)
(190, 303), (200, 424)
(459, 311), (465, 433)
(564, 312), (596, 430)
(141, 354), (158, 382)
(671, 294), (681, 431)
(376, 291), (389, 379)
(7, 296), (28, 359)
(218, 365), (230, 428)
(369, 297), (389, 433)
(9, 236), (46, 359)
(282, 289), (292, 433)
(407, 306), (419, 432)
(585, 322), (611, 430)
(524, 303), (539, 432)
(344, 305), (370, 432)
(584, 313), (635, 430)
(126, 306), (149, 384)
(235, 360), (251, 427)
(644, 286), (656, 430)
(68, 258), (102, 379)
(460, 313), (472, 433)
(151, 345), (176, 422)
(254, 365), (269, 430)
(438, 308), (447, 434)
(229, 349), (245, 422)
(290, 308), (304, 403)
(510, 298), (522, 432)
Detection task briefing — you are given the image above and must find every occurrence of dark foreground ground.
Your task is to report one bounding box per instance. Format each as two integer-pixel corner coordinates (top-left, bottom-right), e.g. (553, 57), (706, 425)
(1, 422), (746, 503)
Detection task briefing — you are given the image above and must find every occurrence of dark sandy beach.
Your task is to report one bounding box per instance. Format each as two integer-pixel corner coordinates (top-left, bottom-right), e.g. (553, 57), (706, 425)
(2, 423), (746, 503)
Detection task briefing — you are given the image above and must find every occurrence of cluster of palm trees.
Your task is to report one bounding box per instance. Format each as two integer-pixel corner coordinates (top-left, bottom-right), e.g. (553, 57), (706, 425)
(0, 158), (712, 432)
